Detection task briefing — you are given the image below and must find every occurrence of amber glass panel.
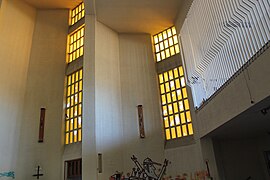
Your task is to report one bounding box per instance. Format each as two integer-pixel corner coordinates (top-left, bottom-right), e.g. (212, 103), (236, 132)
(70, 2), (85, 26)
(153, 26), (181, 62)
(158, 66), (194, 141)
(65, 69), (83, 144)
(67, 26), (85, 63)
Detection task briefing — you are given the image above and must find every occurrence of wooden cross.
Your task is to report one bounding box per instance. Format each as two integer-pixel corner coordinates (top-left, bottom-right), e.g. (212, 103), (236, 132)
(33, 166), (43, 179)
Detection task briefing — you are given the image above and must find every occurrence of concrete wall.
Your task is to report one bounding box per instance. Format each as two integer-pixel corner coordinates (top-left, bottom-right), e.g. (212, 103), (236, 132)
(119, 34), (165, 173)
(0, 0), (36, 173)
(82, 14), (97, 180)
(215, 135), (270, 180)
(95, 21), (123, 179)
(17, 10), (68, 180)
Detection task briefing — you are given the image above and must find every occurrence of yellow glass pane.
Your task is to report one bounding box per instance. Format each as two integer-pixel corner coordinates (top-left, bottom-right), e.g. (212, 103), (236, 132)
(172, 27), (177, 35)
(168, 70), (173, 80)
(79, 81), (82, 91)
(161, 51), (166, 60)
(175, 79), (180, 89)
(179, 66), (184, 76)
(161, 95), (166, 105)
(170, 81), (175, 90)
(166, 129), (171, 140)
(69, 44), (73, 53)
(163, 106), (168, 116)
(78, 129), (82, 141)
(75, 82), (78, 93)
(176, 126), (182, 137)
(74, 118), (78, 129)
(184, 99), (190, 110)
(156, 53), (161, 62)
(188, 123), (193, 135)
(154, 35), (159, 44)
(158, 33), (163, 41)
(165, 49), (170, 58)
(182, 125), (188, 136)
(170, 46), (175, 56)
(81, 38), (84, 46)
(76, 49), (80, 57)
(186, 111), (191, 122)
(171, 91), (177, 101)
(167, 29), (172, 37)
(175, 114), (180, 125)
(66, 109), (70, 119)
(66, 97), (70, 107)
(80, 47), (84, 56)
(160, 84), (165, 94)
(155, 44), (160, 52)
(182, 88), (187, 98)
(66, 121), (70, 132)
(78, 117), (82, 128)
(78, 104), (82, 115)
(175, 44), (180, 53)
(79, 92), (82, 102)
(74, 130), (77, 143)
(71, 84), (74, 94)
(70, 119), (74, 130)
(181, 77), (186, 87)
(70, 96), (74, 106)
(70, 107), (74, 118)
(79, 69), (83, 79)
(166, 93), (171, 103)
(70, 132), (73, 143)
(81, 28), (84, 36)
(177, 89), (182, 100)
(179, 101), (184, 111)
(169, 116), (174, 126)
(165, 83), (170, 92)
(160, 43), (164, 51)
(164, 72), (168, 82)
(164, 117), (169, 128)
(159, 74), (164, 83)
(164, 40), (169, 48)
(169, 37), (173, 46)
(173, 103), (178, 113)
(65, 133), (69, 144)
(173, 68), (179, 78)
(171, 128), (176, 139)
(168, 104), (173, 115)
(163, 31), (168, 39)
(70, 36), (74, 43)
(180, 112), (186, 124)
(173, 35), (178, 44)
(67, 86), (71, 96)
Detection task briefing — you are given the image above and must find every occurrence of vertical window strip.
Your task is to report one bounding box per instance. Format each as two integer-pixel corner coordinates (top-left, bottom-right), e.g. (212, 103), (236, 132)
(70, 2), (85, 26)
(153, 26), (180, 62)
(67, 26), (85, 63)
(65, 69), (83, 144)
(159, 66), (193, 140)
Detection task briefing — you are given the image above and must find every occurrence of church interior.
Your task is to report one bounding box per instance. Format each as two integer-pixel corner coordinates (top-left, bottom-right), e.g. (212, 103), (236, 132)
(0, 0), (270, 179)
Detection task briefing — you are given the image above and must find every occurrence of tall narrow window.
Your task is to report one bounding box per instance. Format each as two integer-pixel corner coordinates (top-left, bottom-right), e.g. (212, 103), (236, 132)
(158, 66), (193, 140)
(69, 2), (85, 26)
(65, 2), (85, 145)
(67, 26), (85, 64)
(153, 27), (180, 62)
(65, 69), (83, 144)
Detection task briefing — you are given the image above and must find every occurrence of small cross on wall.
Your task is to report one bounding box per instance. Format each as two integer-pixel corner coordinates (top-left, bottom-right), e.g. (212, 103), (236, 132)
(33, 166), (44, 179)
